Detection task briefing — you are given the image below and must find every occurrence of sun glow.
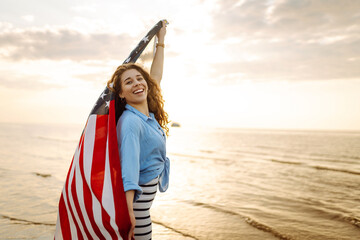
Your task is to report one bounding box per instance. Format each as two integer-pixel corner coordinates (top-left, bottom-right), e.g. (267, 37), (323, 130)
(0, 0), (359, 130)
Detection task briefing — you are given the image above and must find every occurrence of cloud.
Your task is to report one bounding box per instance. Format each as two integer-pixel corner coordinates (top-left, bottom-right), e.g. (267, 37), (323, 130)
(70, 5), (97, 13)
(213, 0), (360, 39)
(211, 53), (360, 83)
(209, 0), (360, 82)
(210, 36), (360, 82)
(22, 15), (34, 22)
(0, 28), (136, 61)
(74, 72), (111, 84)
(0, 71), (63, 90)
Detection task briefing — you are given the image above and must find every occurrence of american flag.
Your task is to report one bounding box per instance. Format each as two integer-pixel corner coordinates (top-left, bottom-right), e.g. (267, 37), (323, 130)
(54, 20), (165, 240)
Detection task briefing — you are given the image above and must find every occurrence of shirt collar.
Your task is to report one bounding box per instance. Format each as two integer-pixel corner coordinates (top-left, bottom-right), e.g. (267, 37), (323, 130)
(125, 104), (154, 121)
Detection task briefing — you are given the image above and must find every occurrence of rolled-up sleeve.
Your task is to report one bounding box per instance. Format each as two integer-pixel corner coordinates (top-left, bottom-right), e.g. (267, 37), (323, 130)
(159, 157), (170, 192)
(117, 119), (143, 202)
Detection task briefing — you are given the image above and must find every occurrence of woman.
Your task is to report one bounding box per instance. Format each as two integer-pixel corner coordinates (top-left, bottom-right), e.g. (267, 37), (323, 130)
(107, 21), (169, 240)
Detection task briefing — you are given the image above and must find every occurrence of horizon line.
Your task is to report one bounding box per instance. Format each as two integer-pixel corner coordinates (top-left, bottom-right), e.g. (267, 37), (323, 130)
(1, 121), (359, 133)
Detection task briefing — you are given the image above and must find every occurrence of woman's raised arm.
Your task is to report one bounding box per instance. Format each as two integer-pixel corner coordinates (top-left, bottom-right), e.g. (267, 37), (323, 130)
(150, 20), (167, 85)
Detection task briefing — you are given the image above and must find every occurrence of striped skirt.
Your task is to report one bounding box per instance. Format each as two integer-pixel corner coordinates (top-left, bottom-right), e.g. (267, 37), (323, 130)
(133, 177), (158, 240)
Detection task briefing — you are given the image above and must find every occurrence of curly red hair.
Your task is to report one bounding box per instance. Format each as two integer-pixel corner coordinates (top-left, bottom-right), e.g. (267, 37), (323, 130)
(107, 63), (169, 135)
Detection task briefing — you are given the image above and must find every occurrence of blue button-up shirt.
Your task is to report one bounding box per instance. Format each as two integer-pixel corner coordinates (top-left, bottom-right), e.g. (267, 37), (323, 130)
(116, 104), (170, 202)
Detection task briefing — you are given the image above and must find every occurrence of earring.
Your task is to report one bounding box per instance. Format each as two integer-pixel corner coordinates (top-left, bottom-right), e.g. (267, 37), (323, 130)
(120, 97), (126, 103)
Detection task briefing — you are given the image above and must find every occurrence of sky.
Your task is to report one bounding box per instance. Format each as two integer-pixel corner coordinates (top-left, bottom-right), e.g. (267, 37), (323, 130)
(0, 0), (359, 130)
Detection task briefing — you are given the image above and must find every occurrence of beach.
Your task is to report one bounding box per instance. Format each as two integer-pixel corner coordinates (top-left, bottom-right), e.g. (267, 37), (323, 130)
(0, 122), (359, 239)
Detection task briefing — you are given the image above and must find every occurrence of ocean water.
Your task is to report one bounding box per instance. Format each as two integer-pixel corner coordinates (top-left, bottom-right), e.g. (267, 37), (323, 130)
(0, 122), (359, 240)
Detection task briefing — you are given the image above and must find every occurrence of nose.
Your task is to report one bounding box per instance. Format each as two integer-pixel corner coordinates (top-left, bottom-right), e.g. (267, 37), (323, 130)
(134, 79), (141, 86)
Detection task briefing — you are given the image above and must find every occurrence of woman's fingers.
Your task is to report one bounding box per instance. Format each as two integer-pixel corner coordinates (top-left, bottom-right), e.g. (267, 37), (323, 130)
(157, 25), (166, 41)
(162, 19), (169, 26)
(128, 226), (134, 240)
(128, 210), (136, 240)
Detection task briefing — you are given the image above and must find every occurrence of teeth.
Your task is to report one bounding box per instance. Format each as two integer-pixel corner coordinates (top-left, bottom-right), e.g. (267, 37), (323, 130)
(134, 89), (144, 94)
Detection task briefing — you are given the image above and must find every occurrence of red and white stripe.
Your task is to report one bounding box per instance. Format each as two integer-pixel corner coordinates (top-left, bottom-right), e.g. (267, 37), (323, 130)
(55, 100), (131, 239)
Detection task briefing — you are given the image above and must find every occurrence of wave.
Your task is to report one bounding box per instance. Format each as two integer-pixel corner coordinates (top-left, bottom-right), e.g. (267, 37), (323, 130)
(1, 213), (202, 239)
(1, 214), (55, 226)
(342, 215), (360, 229)
(305, 156), (359, 165)
(255, 145), (360, 164)
(22, 151), (67, 162)
(270, 159), (303, 165)
(33, 172), (52, 178)
(265, 150), (359, 165)
(269, 158), (360, 176)
(255, 145), (289, 151)
(168, 152), (233, 164)
(172, 150), (360, 176)
(36, 135), (78, 143)
(172, 145), (359, 167)
(199, 149), (215, 154)
(184, 201), (294, 240)
(152, 220), (199, 240)
(312, 152), (360, 161)
(298, 199), (360, 229)
(339, 154), (360, 161)
(312, 166), (360, 175)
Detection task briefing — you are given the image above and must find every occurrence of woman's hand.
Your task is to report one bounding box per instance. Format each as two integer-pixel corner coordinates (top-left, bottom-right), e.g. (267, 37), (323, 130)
(128, 210), (136, 240)
(157, 20), (167, 43)
(151, 20), (167, 84)
(125, 190), (136, 240)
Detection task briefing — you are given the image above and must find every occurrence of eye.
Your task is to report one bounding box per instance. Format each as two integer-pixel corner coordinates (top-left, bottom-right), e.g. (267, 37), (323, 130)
(125, 80), (132, 85)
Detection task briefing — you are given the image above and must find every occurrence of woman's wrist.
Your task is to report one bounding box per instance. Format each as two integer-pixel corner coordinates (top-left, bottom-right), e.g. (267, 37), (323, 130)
(156, 43), (165, 48)
(157, 35), (165, 43)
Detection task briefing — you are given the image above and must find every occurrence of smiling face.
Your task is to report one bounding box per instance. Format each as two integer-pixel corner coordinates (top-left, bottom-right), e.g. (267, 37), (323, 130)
(119, 68), (149, 106)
